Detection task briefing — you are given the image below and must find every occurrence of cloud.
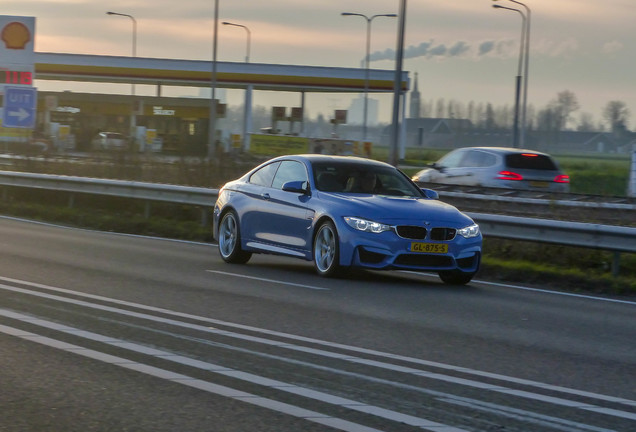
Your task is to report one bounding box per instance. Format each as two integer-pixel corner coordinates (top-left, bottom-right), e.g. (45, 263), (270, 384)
(368, 39), (515, 63)
(533, 38), (580, 58)
(602, 40), (623, 55)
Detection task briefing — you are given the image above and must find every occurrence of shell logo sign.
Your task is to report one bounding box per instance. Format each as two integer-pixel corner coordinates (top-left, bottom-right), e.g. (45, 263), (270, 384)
(0, 16), (35, 67)
(2, 21), (31, 50)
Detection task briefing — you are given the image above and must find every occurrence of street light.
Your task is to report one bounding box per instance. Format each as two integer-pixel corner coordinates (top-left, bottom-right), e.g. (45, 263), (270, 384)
(493, 0), (530, 147)
(341, 12), (397, 142)
(107, 11), (138, 149)
(222, 21), (251, 63)
(106, 11), (137, 94)
(493, 4), (525, 148)
(222, 21), (252, 152)
(209, 0), (220, 158)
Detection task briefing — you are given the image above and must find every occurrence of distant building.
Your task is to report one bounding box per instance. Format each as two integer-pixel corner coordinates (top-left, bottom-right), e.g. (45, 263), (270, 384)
(347, 95), (379, 126)
(409, 72), (421, 119)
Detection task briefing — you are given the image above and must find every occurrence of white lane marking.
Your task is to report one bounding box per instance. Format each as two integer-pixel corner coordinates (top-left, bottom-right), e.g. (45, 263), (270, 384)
(0, 215), (216, 246)
(0, 311), (467, 432)
(4, 214), (631, 304)
(206, 269), (330, 290)
(1, 276), (635, 412)
(399, 271), (636, 306)
(0, 323), (385, 432)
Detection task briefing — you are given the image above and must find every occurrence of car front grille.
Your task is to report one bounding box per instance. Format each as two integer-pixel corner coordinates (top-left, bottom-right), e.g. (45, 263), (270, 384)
(395, 225), (427, 240)
(394, 226), (456, 241)
(430, 228), (457, 241)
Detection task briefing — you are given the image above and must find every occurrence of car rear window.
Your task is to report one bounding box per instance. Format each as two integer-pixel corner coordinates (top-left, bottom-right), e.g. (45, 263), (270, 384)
(505, 153), (558, 170)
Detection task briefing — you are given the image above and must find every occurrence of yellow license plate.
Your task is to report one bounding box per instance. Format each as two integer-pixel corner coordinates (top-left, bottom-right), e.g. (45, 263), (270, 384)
(529, 181), (549, 188)
(410, 242), (448, 253)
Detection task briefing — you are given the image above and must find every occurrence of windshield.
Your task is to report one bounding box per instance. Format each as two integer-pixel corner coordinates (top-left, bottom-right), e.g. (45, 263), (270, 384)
(313, 162), (422, 197)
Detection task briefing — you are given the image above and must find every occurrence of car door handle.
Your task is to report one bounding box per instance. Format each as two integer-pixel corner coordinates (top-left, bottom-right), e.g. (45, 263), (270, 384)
(261, 193), (271, 200)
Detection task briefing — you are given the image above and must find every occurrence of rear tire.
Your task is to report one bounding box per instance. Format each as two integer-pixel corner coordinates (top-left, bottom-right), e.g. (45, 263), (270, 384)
(218, 210), (251, 264)
(438, 270), (475, 285)
(313, 221), (342, 277)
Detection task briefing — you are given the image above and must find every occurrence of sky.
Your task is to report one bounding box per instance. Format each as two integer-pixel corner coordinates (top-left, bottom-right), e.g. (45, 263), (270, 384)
(4, 0), (636, 128)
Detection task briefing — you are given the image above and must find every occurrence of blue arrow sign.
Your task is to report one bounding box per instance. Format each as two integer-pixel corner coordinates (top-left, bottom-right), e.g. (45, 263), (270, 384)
(3, 86), (37, 128)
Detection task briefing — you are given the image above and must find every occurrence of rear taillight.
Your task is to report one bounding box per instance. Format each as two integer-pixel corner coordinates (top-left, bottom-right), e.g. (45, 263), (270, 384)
(497, 171), (523, 181)
(554, 174), (570, 183)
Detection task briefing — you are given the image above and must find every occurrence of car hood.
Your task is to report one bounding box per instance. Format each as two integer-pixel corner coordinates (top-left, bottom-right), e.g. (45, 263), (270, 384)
(317, 192), (475, 227)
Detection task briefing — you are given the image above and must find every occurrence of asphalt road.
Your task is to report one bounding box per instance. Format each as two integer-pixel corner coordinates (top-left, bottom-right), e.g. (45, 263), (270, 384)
(0, 216), (634, 432)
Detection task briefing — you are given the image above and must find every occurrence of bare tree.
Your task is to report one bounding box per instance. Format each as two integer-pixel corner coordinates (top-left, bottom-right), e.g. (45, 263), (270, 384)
(603, 100), (630, 133)
(553, 90), (580, 130)
(435, 98), (445, 118)
(577, 112), (596, 132)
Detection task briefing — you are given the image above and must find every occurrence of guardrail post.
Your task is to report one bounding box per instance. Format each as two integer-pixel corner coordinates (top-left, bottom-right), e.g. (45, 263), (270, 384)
(68, 193), (74, 208)
(144, 201), (151, 219)
(201, 208), (209, 227)
(612, 252), (621, 278)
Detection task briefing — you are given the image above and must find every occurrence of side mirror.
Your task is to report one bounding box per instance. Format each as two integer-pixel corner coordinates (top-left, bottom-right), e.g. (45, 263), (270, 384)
(282, 180), (309, 194)
(420, 188), (439, 200)
(430, 163), (445, 173)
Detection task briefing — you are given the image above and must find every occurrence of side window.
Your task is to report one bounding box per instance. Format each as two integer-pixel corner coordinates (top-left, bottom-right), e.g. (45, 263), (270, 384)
(249, 162), (280, 187)
(271, 161), (308, 189)
(463, 150), (495, 167)
(482, 152), (497, 167)
(438, 150), (464, 168)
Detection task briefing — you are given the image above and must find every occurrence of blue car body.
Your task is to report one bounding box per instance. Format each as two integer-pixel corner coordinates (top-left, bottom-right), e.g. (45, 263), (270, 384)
(213, 155), (482, 284)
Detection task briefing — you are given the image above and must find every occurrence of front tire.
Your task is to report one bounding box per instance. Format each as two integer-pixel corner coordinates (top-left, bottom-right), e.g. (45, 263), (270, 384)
(218, 210), (251, 264)
(313, 221), (342, 277)
(438, 270), (475, 285)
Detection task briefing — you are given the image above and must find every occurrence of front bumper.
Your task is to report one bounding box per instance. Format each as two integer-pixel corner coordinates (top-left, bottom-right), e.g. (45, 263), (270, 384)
(337, 223), (482, 273)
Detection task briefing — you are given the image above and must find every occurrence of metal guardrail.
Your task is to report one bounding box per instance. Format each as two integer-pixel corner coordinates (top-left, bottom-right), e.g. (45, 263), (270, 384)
(1, 170), (635, 270)
(469, 212), (636, 253)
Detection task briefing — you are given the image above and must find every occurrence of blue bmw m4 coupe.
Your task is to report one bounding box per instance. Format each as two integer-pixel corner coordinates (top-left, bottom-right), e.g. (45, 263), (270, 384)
(213, 155), (482, 284)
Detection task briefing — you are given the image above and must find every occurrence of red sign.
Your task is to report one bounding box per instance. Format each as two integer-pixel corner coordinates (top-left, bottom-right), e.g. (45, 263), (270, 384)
(1, 69), (32, 85)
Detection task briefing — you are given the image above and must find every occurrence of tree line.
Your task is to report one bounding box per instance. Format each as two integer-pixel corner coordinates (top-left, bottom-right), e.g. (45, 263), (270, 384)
(220, 90), (631, 139)
(417, 91), (631, 134)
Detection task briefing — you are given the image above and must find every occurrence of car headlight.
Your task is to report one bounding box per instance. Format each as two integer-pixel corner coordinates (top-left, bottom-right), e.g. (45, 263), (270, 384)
(457, 223), (480, 239)
(344, 217), (391, 233)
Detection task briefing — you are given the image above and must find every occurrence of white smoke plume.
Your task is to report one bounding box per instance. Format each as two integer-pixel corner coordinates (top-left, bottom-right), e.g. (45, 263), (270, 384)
(366, 39), (515, 64)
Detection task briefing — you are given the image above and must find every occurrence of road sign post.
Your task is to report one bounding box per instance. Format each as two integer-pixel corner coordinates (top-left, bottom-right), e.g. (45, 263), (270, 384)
(2, 86), (37, 128)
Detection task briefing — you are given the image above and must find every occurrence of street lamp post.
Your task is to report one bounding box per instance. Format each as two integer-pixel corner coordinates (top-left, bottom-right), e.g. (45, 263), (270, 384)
(222, 21), (251, 62)
(106, 11), (137, 94)
(493, 0), (530, 147)
(493, 4), (525, 148)
(341, 12), (397, 142)
(107, 11), (138, 150)
(208, 0), (220, 159)
(223, 21), (253, 151)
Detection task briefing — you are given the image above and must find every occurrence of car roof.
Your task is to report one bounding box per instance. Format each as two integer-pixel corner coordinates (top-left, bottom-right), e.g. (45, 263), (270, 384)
(455, 147), (553, 157)
(273, 154), (395, 168)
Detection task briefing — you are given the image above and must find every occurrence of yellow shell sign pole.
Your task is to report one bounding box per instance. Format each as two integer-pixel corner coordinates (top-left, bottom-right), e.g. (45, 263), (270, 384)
(0, 16), (36, 142)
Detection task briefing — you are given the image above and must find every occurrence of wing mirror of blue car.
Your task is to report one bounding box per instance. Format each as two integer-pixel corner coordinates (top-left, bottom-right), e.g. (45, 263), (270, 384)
(282, 180), (309, 194)
(420, 188), (439, 200)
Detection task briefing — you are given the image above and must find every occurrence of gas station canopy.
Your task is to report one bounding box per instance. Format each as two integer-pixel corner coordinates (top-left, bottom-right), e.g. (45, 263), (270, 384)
(35, 52), (409, 93)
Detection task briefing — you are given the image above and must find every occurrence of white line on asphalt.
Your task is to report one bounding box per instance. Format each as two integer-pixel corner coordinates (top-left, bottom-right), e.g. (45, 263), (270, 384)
(399, 271), (636, 306)
(473, 279), (636, 305)
(206, 269), (330, 290)
(4, 215), (632, 304)
(1, 276), (635, 413)
(0, 312), (467, 432)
